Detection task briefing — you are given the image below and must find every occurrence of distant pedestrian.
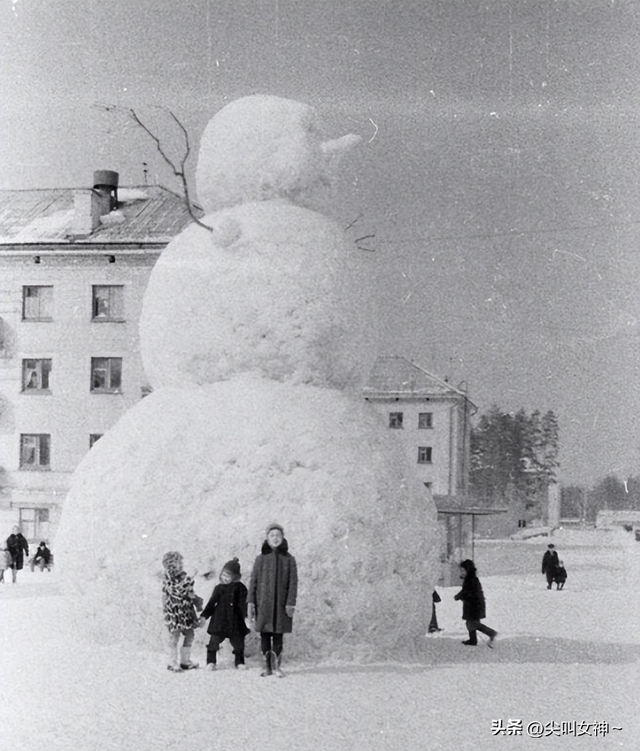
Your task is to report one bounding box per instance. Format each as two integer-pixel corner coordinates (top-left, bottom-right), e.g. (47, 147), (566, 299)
(541, 543), (559, 589)
(554, 560), (567, 590)
(428, 589), (443, 633)
(248, 523), (298, 677)
(6, 526), (29, 584)
(161, 551), (202, 672)
(31, 541), (53, 572)
(201, 557), (250, 671)
(454, 559), (498, 648)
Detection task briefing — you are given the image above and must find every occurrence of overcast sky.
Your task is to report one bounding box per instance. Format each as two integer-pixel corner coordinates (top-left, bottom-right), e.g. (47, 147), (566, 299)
(1, 0), (638, 485)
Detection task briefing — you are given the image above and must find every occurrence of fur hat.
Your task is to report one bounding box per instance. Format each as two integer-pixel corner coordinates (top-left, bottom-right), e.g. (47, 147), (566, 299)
(265, 522), (285, 537)
(162, 551), (183, 572)
(222, 557), (241, 577)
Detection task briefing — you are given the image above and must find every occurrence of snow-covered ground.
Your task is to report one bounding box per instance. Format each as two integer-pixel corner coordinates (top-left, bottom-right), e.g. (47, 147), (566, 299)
(1, 530), (638, 751)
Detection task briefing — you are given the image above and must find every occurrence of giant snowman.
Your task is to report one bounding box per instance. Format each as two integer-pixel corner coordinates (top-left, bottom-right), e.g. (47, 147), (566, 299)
(57, 96), (439, 662)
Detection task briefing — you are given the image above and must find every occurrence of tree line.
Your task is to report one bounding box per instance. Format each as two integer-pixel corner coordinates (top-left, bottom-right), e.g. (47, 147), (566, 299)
(468, 405), (638, 521)
(469, 406), (559, 514)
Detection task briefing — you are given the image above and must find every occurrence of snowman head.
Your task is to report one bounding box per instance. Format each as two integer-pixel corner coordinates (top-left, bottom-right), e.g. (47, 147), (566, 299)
(195, 95), (361, 213)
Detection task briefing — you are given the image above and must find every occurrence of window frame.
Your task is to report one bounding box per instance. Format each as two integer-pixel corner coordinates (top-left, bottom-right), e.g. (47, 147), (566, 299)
(91, 285), (125, 322)
(22, 285), (53, 321)
(417, 446), (433, 464)
(19, 433), (51, 470)
(90, 357), (123, 393)
(418, 412), (433, 429)
(388, 412), (404, 429)
(21, 358), (52, 393)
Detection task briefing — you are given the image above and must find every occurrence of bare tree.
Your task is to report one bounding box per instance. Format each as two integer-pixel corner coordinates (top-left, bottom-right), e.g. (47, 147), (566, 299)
(94, 103), (213, 232)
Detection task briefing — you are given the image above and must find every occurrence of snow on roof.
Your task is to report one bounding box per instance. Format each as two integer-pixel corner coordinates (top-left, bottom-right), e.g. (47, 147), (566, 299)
(0, 185), (199, 245)
(364, 355), (475, 404)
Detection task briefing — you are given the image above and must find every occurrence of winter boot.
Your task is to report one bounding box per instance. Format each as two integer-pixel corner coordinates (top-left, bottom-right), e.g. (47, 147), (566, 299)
(179, 645), (199, 670)
(261, 650), (276, 677)
(273, 653), (284, 678)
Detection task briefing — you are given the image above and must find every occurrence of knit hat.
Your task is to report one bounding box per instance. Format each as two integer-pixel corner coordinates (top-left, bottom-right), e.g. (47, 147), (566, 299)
(222, 557), (241, 577)
(265, 522), (284, 537)
(162, 551), (183, 573)
(548, 544), (555, 549)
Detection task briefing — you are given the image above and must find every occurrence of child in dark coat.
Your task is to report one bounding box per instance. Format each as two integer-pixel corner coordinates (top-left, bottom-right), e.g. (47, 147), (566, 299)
(554, 560), (568, 590)
(201, 557), (250, 670)
(454, 559), (498, 648)
(247, 523), (298, 678)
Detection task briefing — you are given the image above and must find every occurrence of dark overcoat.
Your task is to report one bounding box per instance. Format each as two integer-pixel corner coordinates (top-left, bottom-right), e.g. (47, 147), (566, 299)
(6, 533), (29, 571)
(201, 580), (250, 637)
(542, 550), (559, 575)
(454, 574), (486, 621)
(248, 539), (298, 634)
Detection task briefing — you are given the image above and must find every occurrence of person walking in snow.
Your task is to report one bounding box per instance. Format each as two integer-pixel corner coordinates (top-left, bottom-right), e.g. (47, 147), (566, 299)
(554, 560), (568, 590)
(6, 526), (29, 584)
(161, 551), (202, 672)
(541, 543), (559, 589)
(248, 523), (298, 677)
(201, 557), (251, 671)
(454, 559), (498, 648)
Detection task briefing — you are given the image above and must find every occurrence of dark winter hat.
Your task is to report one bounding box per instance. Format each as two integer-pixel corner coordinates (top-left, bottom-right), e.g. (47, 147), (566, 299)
(222, 557), (241, 577)
(548, 544), (555, 549)
(265, 522), (284, 537)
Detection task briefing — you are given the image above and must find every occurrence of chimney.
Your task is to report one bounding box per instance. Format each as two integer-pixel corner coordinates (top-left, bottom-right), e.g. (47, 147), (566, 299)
(71, 170), (119, 237)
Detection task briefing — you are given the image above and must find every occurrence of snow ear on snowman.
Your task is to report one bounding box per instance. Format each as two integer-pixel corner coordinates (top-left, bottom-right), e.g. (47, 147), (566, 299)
(320, 133), (361, 171)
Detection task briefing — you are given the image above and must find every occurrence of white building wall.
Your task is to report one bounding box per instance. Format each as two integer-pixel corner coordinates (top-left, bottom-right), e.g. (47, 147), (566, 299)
(0, 251), (159, 540)
(365, 397), (459, 496)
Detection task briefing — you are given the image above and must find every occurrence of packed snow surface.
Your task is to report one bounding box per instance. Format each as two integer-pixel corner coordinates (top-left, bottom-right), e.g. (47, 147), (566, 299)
(55, 377), (438, 661)
(139, 201), (375, 390)
(1, 531), (638, 751)
(195, 95), (360, 213)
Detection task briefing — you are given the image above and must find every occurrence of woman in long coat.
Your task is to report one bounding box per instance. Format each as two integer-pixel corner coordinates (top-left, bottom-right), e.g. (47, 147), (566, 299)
(247, 523), (298, 677)
(454, 559), (498, 647)
(6, 526), (29, 584)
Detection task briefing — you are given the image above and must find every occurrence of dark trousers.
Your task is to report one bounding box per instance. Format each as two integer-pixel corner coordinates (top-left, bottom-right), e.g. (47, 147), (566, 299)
(545, 571), (555, 588)
(207, 633), (245, 665)
(260, 632), (283, 656)
(465, 619), (497, 644)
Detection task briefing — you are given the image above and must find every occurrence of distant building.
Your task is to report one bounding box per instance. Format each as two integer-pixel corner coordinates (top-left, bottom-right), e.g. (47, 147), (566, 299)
(0, 172), (196, 541)
(595, 509), (640, 531)
(363, 356), (476, 497)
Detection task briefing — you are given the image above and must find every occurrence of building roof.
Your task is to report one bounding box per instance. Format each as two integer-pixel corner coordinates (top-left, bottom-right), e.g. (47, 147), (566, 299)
(363, 355), (476, 405)
(0, 186), (199, 246)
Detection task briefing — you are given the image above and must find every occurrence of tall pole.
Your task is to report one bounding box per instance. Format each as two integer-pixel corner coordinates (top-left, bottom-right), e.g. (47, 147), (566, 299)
(471, 514), (476, 560)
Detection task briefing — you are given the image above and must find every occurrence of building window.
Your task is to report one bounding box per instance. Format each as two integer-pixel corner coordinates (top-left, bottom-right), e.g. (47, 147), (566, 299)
(20, 434), (51, 470)
(92, 286), (124, 321)
(22, 286), (53, 320)
(417, 446), (432, 464)
(389, 412), (403, 428)
(22, 359), (52, 392)
(19, 507), (50, 542)
(91, 357), (122, 392)
(418, 412), (433, 429)
(89, 434), (103, 448)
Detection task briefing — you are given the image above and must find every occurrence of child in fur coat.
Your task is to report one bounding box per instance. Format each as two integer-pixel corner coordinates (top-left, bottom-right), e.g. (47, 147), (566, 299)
(162, 551), (202, 672)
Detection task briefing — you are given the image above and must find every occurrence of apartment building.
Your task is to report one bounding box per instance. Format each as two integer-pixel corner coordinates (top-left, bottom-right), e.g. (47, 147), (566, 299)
(0, 172), (194, 541)
(363, 356), (476, 497)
